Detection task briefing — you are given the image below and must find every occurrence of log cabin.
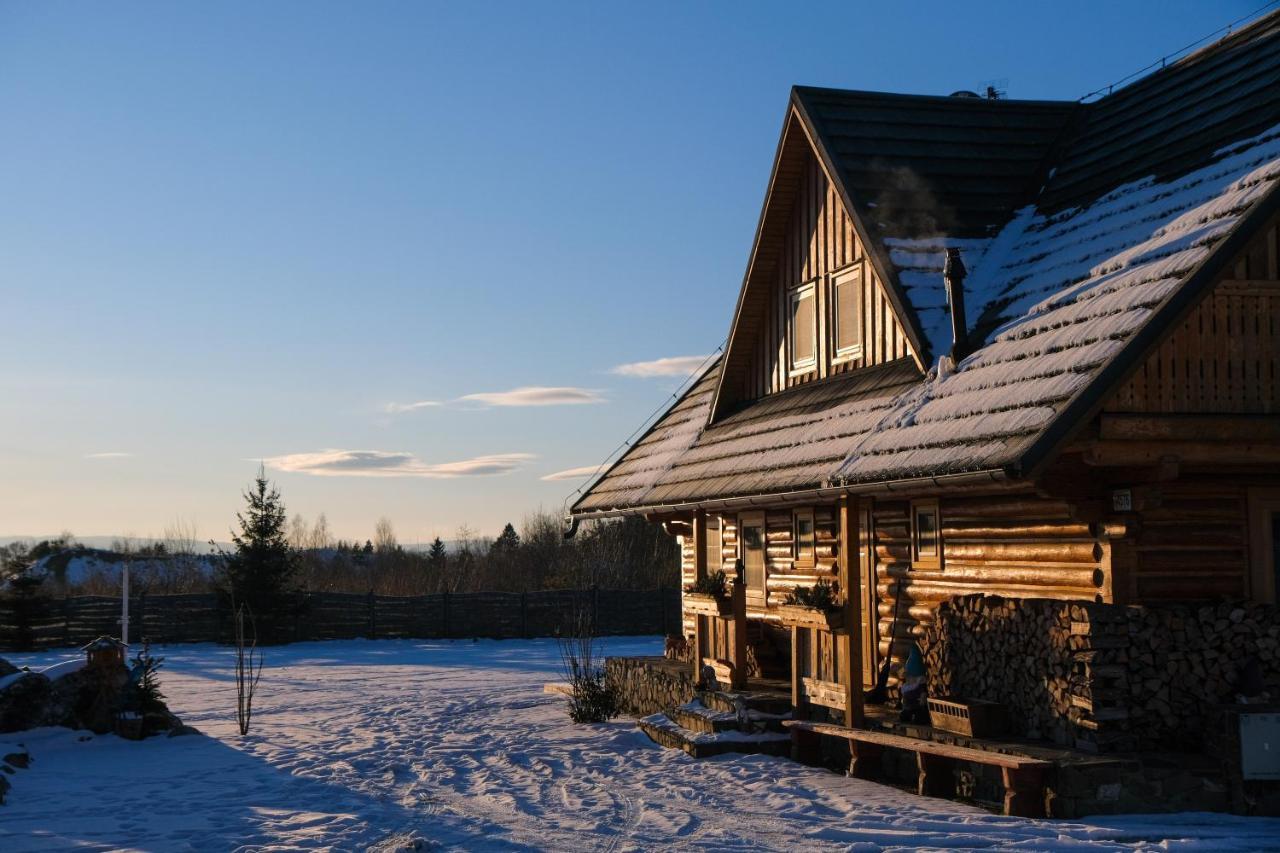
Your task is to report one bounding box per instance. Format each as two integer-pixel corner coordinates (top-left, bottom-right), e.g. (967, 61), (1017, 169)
(572, 11), (1280, 769)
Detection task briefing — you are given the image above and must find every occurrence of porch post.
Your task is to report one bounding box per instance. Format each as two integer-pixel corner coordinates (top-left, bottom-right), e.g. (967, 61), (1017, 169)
(691, 510), (708, 682)
(729, 569), (747, 689)
(838, 493), (865, 728)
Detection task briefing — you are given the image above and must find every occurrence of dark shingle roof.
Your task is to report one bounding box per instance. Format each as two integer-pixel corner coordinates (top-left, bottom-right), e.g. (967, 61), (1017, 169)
(796, 88), (1078, 240)
(573, 10), (1280, 516)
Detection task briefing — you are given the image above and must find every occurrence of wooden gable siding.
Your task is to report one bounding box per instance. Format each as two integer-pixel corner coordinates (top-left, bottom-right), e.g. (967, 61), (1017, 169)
(741, 152), (913, 401)
(1106, 217), (1280, 415)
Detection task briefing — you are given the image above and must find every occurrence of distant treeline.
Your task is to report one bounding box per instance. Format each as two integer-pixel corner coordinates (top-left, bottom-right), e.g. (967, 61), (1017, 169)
(1, 511), (679, 598)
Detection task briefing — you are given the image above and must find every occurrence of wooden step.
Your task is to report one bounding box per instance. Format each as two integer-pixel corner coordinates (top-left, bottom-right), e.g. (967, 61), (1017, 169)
(700, 689), (792, 716)
(666, 700), (789, 734)
(636, 713), (791, 759)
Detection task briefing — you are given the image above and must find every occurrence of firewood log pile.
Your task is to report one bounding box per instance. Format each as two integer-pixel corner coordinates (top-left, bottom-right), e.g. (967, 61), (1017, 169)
(921, 594), (1280, 753)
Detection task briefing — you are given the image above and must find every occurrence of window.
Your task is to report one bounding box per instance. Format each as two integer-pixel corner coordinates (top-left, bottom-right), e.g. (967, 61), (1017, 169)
(911, 499), (942, 569)
(739, 514), (766, 597)
(793, 508), (815, 568)
(788, 281), (817, 374)
(703, 515), (722, 573)
(832, 264), (864, 361)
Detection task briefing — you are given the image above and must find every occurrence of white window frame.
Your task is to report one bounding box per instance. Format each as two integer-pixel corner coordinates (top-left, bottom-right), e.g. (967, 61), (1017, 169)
(788, 280), (818, 376)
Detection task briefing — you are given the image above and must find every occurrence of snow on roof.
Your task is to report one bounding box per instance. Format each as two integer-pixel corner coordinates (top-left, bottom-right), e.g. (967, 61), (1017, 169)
(574, 15), (1280, 516)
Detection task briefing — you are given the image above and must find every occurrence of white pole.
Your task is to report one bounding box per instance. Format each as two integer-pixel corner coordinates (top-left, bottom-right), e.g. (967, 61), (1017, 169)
(121, 561), (130, 646)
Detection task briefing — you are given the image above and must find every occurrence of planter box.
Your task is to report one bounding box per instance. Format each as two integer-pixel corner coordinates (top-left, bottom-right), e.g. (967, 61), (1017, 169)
(776, 604), (845, 633)
(927, 697), (1007, 737)
(684, 592), (733, 618)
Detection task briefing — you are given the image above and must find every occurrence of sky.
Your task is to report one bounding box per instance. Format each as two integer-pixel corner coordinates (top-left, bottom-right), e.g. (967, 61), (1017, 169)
(0, 0), (1267, 545)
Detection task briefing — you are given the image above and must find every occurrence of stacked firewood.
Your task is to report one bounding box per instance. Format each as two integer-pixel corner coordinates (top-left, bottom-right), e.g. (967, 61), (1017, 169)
(922, 594), (1280, 753)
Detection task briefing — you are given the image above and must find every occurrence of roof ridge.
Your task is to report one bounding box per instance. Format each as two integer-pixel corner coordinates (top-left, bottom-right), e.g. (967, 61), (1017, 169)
(1085, 5), (1280, 104)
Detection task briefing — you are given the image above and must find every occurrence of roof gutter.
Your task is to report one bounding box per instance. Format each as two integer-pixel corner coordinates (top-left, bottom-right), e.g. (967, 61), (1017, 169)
(570, 467), (1011, 521)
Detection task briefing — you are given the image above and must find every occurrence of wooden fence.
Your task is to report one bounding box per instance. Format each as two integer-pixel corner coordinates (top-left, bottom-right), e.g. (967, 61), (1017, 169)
(0, 587), (680, 651)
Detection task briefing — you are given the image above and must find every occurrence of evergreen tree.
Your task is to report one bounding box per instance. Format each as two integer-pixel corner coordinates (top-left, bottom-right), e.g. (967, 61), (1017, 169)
(427, 537), (447, 569)
(221, 468), (298, 632)
(492, 523), (520, 554)
(131, 639), (166, 717)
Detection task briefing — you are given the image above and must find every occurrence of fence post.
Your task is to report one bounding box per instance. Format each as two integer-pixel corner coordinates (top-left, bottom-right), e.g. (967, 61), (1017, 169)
(442, 590), (450, 639)
(367, 590), (376, 640)
(520, 591), (528, 638)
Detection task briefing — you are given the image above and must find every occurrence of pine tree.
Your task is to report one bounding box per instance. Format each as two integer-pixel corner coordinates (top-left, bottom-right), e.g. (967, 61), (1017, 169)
(221, 468), (298, 633)
(492, 523), (520, 554)
(132, 639), (166, 717)
(427, 537), (447, 569)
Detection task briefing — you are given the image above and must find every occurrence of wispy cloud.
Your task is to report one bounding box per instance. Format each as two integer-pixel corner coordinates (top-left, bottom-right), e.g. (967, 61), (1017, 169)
(85, 452), (133, 459)
(265, 449), (536, 478)
(540, 465), (604, 482)
(611, 355), (710, 378)
(458, 386), (604, 407)
(383, 400), (442, 414)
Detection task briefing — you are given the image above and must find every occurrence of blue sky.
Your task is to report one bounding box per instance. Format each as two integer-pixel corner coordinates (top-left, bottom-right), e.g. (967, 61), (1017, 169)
(0, 1), (1261, 543)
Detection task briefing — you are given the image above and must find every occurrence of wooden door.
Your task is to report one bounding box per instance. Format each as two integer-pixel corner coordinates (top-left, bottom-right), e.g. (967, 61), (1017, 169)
(739, 512), (766, 606)
(1249, 488), (1280, 604)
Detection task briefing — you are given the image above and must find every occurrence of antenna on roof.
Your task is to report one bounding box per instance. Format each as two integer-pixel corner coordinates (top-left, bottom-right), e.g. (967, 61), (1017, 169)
(1077, 1), (1280, 102)
(979, 78), (1008, 100)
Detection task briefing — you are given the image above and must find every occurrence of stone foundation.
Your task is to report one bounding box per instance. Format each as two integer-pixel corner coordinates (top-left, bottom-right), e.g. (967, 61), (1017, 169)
(922, 595), (1280, 753)
(605, 656), (697, 717)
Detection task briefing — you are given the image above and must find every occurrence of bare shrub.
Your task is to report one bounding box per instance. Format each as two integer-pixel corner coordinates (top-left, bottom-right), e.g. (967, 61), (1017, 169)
(233, 602), (264, 735)
(556, 604), (618, 724)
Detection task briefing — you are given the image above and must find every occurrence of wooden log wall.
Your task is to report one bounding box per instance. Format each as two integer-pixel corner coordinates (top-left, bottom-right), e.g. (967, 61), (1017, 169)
(0, 588), (681, 651)
(1107, 217), (1279, 415)
(874, 494), (1107, 684)
(1115, 476), (1261, 602)
(680, 494), (1120, 691)
(742, 150), (913, 400)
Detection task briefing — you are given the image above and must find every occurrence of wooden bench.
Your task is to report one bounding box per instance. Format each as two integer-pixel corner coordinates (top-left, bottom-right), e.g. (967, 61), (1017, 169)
(784, 720), (1052, 817)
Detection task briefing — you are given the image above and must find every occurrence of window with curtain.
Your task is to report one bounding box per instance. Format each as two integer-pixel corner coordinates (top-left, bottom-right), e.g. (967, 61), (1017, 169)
(832, 264), (863, 361)
(789, 282), (817, 373)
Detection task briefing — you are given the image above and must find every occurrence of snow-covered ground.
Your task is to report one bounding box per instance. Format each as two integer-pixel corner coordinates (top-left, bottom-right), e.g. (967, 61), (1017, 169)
(1, 638), (1278, 851)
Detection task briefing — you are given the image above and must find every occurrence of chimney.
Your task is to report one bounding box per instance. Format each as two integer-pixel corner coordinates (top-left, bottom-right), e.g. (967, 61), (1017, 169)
(944, 248), (970, 363)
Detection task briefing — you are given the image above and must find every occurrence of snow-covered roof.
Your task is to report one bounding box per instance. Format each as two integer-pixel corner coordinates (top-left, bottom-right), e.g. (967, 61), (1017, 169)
(573, 11), (1280, 516)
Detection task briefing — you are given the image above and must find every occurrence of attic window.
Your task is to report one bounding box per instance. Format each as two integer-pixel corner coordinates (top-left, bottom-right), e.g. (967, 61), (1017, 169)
(788, 281), (817, 374)
(832, 264), (863, 361)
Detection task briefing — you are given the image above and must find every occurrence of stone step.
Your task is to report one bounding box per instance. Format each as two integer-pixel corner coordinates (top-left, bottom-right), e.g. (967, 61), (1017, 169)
(636, 713), (792, 759)
(666, 700), (790, 734)
(700, 689), (793, 716)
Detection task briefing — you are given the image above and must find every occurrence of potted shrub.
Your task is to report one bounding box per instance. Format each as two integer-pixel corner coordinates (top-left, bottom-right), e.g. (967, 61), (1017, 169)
(777, 579), (845, 632)
(683, 570), (733, 617)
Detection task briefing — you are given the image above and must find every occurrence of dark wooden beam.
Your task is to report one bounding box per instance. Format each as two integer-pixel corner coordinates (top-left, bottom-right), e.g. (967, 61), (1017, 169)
(1099, 414), (1280, 443)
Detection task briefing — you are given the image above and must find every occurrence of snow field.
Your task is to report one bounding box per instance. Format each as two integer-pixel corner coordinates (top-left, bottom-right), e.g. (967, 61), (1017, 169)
(1, 638), (1278, 851)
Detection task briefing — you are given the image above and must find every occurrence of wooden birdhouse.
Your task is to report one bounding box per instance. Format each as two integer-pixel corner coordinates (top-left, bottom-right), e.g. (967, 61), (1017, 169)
(83, 636), (128, 670)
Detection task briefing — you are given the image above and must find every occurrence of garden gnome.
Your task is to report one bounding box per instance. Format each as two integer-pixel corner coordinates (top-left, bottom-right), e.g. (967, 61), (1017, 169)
(899, 643), (928, 724)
